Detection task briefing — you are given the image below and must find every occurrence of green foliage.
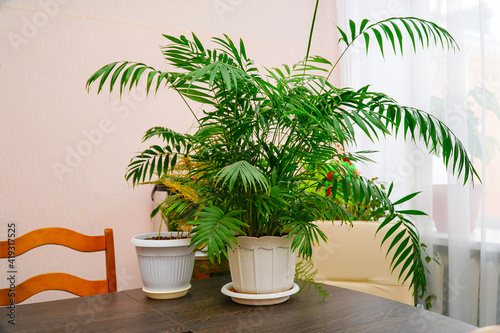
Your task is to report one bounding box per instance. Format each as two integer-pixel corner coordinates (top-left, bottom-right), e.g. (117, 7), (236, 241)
(190, 207), (247, 262)
(312, 158), (437, 299)
(87, 14), (477, 300)
(295, 258), (329, 300)
(336, 17), (459, 57)
(374, 191), (431, 299)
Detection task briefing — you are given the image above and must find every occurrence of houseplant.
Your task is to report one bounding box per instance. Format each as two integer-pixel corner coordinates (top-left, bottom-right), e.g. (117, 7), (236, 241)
(130, 159), (197, 299)
(86, 7), (478, 302)
(130, 230), (195, 299)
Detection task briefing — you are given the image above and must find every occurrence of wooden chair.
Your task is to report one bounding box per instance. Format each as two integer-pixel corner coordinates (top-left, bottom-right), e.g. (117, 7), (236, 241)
(0, 228), (117, 305)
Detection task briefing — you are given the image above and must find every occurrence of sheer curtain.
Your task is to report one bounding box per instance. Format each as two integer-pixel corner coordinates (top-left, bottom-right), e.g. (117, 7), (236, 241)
(336, 0), (500, 327)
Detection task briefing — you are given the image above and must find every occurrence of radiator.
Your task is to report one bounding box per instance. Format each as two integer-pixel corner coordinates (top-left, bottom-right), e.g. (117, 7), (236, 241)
(427, 244), (499, 326)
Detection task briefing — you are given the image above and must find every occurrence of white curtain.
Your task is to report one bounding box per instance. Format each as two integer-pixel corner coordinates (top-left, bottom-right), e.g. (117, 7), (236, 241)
(336, 0), (500, 327)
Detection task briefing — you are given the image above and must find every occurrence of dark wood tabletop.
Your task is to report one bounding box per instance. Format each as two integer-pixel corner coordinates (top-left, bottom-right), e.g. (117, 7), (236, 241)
(0, 276), (477, 333)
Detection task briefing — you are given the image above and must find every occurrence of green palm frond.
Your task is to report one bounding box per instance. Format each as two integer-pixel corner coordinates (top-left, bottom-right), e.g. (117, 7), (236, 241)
(142, 127), (192, 146)
(312, 86), (478, 184)
(126, 145), (182, 185)
(337, 17), (459, 57)
(161, 33), (208, 72)
(295, 257), (330, 300)
(212, 34), (255, 71)
(286, 220), (329, 259)
(125, 128), (195, 186)
(188, 207), (247, 262)
(86, 61), (171, 96)
(378, 214), (428, 298)
(215, 160), (270, 192)
(372, 190), (429, 298)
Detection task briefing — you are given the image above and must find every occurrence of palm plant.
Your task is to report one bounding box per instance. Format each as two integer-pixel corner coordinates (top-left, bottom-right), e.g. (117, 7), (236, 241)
(86, 12), (478, 300)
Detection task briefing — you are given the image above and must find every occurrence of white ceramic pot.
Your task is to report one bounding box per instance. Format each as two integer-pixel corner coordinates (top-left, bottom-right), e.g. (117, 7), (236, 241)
(227, 235), (297, 294)
(131, 232), (195, 299)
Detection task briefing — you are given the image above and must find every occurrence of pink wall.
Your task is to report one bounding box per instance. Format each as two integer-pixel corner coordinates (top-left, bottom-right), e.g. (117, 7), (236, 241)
(0, 0), (338, 303)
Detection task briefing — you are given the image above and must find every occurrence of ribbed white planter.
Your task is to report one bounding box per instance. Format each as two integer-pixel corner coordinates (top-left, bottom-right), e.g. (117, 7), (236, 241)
(227, 235), (297, 294)
(131, 232), (195, 299)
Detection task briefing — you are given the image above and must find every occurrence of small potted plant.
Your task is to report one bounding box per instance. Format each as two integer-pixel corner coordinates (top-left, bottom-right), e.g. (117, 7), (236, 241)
(87, 4), (478, 304)
(130, 158), (197, 300)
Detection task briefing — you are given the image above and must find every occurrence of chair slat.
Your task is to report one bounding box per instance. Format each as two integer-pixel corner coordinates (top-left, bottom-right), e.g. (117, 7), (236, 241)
(0, 273), (109, 304)
(0, 228), (106, 257)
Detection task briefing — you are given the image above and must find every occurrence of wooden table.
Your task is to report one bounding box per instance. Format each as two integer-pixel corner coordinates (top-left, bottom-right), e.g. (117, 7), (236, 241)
(0, 276), (477, 332)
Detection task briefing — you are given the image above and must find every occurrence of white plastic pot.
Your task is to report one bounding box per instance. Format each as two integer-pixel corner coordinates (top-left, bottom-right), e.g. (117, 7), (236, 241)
(227, 235), (297, 294)
(131, 232), (195, 299)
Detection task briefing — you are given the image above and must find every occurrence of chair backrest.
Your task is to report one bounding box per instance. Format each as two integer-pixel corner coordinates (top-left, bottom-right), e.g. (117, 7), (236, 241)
(0, 228), (117, 305)
(311, 221), (414, 305)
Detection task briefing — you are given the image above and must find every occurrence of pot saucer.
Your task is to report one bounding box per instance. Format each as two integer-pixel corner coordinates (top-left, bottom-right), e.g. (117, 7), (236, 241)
(221, 282), (300, 306)
(143, 284), (191, 299)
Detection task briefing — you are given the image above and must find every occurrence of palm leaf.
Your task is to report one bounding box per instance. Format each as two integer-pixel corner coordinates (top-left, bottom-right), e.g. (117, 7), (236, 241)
(215, 160), (270, 193)
(188, 207), (247, 262)
(337, 17), (459, 56)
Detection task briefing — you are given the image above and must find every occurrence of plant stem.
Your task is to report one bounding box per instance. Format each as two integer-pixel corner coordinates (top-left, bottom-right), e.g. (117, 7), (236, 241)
(305, 0), (320, 64)
(176, 90), (200, 124)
